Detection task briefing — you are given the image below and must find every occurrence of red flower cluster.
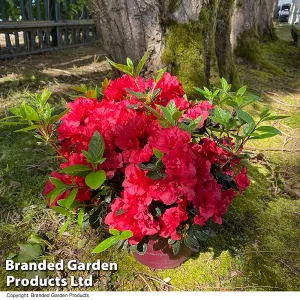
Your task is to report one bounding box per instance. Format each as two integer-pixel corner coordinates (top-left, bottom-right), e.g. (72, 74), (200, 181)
(43, 73), (250, 244)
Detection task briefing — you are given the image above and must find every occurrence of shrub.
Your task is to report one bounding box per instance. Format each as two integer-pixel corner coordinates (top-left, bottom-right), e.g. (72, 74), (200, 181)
(1, 53), (287, 255)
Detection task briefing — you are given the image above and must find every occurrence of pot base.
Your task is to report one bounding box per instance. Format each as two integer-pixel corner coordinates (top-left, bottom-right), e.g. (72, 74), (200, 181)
(133, 236), (192, 270)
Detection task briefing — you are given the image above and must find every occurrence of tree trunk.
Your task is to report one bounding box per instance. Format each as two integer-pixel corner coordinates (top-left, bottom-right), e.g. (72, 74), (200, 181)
(87, 0), (276, 95)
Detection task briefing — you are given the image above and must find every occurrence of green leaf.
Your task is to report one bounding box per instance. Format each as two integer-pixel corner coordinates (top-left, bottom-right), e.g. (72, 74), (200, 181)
(10, 107), (22, 117)
(57, 199), (66, 207)
(243, 122), (256, 137)
(88, 131), (105, 162)
(18, 244), (43, 262)
(46, 186), (68, 205)
(235, 107), (255, 125)
(173, 110), (184, 122)
(126, 89), (147, 99)
(156, 101), (177, 125)
(48, 109), (69, 125)
(127, 57), (134, 74)
(240, 93), (260, 108)
(184, 233), (199, 252)
(237, 86), (247, 96)
(59, 217), (72, 237)
(69, 200), (82, 211)
(73, 85), (88, 93)
(194, 230), (209, 241)
(153, 147), (163, 159)
(92, 236), (120, 253)
(83, 152), (106, 165)
(109, 229), (120, 236)
(221, 77), (229, 91)
(65, 188), (78, 209)
(131, 241), (148, 255)
(0, 121), (28, 127)
(204, 228), (217, 238)
(40, 89), (52, 106)
(116, 208), (125, 216)
(255, 126), (282, 136)
(190, 116), (203, 130)
(171, 240), (181, 255)
(106, 57), (133, 75)
(250, 133), (279, 140)
(139, 162), (159, 171)
(143, 103), (164, 120)
(95, 157), (106, 164)
(27, 234), (46, 249)
(78, 208), (85, 227)
(151, 88), (162, 100)
(259, 106), (271, 119)
(14, 125), (40, 132)
(21, 105), (40, 121)
(127, 104), (140, 109)
(49, 177), (67, 188)
(119, 230), (133, 241)
(0, 115), (18, 122)
(194, 87), (206, 95)
(146, 170), (167, 180)
(155, 67), (167, 83)
(262, 115), (289, 122)
(81, 150), (94, 163)
(42, 103), (52, 121)
(135, 51), (148, 77)
(6, 253), (17, 260)
(52, 206), (72, 216)
(60, 164), (92, 175)
(85, 170), (106, 190)
(210, 107), (231, 126)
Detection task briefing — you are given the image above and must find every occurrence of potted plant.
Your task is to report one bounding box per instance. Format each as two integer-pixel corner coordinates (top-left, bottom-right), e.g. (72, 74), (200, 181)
(2, 54), (287, 270)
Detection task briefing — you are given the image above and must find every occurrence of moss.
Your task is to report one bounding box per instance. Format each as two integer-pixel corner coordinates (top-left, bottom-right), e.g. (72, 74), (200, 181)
(162, 1), (223, 98)
(168, 0), (180, 13)
(235, 30), (262, 63)
(162, 21), (207, 99)
(235, 29), (285, 77)
(162, 0), (242, 96)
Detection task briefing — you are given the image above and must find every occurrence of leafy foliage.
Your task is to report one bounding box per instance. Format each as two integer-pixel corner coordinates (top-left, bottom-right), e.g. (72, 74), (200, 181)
(92, 229), (133, 253)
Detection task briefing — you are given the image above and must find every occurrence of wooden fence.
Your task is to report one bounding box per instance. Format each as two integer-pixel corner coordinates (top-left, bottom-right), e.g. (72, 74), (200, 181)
(0, 0), (99, 59)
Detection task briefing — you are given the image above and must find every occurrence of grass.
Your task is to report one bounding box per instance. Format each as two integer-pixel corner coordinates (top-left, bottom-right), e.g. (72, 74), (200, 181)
(0, 25), (300, 291)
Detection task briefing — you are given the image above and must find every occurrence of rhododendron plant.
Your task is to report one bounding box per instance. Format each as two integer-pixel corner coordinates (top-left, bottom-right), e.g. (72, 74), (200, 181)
(1, 53), (287, 255)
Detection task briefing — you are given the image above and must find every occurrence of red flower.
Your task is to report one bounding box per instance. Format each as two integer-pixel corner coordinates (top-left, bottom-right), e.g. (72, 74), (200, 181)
(58, 97), (100, 142)
(44, 71), (251, 244)
(183, 101), (214, 127)
(213, 189), (236, 224)
(235, 167), (250, 193)
(148, 126), (191, 153)
(103, 75), (152, 103)
(104, 195), (159, 245)
(122, 164), (152, 202)
(193, 179), (222, 223)
(159, 201), (188, 240)
(155, 73), (184, 104)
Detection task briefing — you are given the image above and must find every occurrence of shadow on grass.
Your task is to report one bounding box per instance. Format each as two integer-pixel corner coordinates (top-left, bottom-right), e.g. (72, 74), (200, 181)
(188, 163), (300, 290)
(0, 45), (110, 102)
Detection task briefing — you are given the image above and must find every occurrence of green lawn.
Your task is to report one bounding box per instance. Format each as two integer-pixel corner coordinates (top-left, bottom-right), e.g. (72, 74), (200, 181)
(0, 27), (299, 291)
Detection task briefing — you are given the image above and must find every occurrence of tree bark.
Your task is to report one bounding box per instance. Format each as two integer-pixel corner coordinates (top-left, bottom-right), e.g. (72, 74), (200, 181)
(87, 0), (276, 90)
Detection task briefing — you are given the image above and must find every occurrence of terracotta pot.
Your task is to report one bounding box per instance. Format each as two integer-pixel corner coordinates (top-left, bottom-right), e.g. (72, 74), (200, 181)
(133, 235), (192, 270)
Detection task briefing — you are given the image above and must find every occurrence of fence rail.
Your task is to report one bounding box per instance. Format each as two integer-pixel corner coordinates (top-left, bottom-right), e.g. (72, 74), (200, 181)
(0, 0), (99, 59)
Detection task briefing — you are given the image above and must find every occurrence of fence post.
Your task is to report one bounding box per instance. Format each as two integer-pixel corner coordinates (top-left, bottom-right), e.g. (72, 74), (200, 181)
(50, 0), (58, 46)
(1, 0), (12, 52)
